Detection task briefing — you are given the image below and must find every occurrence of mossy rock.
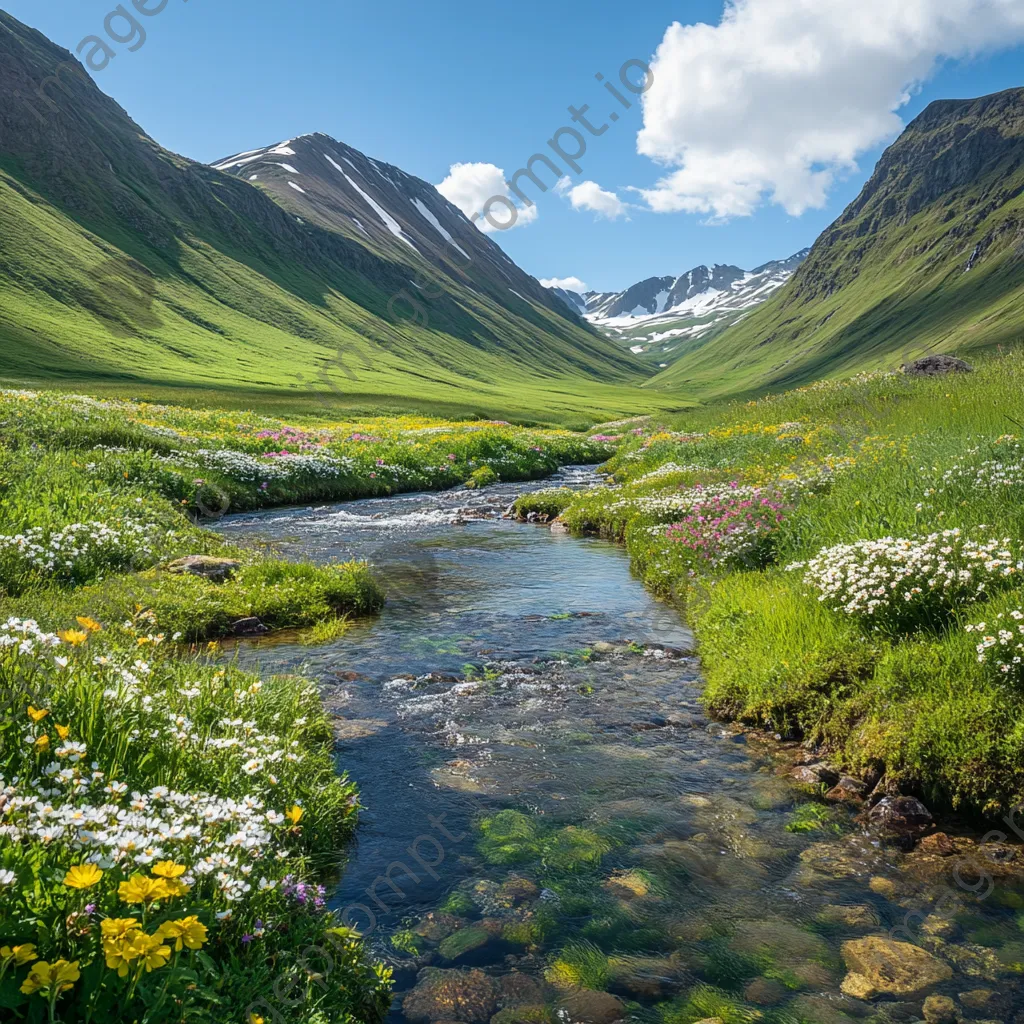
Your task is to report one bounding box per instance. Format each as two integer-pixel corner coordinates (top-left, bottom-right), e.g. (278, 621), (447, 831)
(439, 926), (492, 961)
(542, 826), (613, 871)
(479, 810), (542, 865)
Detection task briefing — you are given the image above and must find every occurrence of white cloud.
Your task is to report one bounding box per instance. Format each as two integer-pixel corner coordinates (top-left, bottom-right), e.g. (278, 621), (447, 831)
(539, 276), (589, 293)
(435, 162), (538, 233)
(562, 180), (629, 219)
(636, 0), (1024, 220)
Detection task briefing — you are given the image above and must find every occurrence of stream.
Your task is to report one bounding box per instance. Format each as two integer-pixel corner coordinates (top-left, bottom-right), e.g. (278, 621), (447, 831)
(216, 469), (1024, 1024)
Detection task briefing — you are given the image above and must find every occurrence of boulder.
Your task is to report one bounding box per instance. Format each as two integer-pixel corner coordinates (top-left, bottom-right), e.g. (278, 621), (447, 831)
(165, 554), (241, 581)
(557, 991), (626, 1024)
(922, 994), (958, 1024)
(840, 936), (952, 999)
(826, 777), (868, 803)
(868, 796), (933, 836)
(791, 763), (840, 787)
(403, 968), (498, 1023)
(493, 973), (548, 1008)
(903, 354), (973, 377)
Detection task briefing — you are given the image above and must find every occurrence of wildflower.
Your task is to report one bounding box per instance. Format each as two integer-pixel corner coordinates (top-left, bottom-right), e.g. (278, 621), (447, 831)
(157, 915), (208, 951)
(33, 735), (50, 754)
(20, 959), (80, 997)
(76, 616), (102, 632)
(64, 864), (104, 889)
(0, 944), (37, 966)
(27, 706), (49, 723)
(55, 724), (70, 740)
(151, 861), (187, 879)
(285, 805), (304, 825)
(134, 932), (172, 972)
(118, 874), (172, 905)
(58, 629), (89, 646)
(101, 918), (140, 941)
(0, 870), (16, 886)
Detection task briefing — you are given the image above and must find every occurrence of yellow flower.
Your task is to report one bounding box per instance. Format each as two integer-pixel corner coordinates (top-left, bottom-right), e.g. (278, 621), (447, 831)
(101, 918), (140, 941)
(285, 805), (304, 825)
(55, 724), (71, 740)
(103, 937), (139, 978)
(0, 943), (37, 966)
(76, 616), (102, 632)
(133, 932), (171, 972)
(33, 735), (50, 754)
(63, 864), (103, 889)
(20, 959), (80, 997)
(151, 861), (186, 879)
(118, 875), (172, 905)
(157, 915), (208, 951)
(27, 706), (49, 723)
(249, 1015), (266, 1024)
(58, 629), (89, 646)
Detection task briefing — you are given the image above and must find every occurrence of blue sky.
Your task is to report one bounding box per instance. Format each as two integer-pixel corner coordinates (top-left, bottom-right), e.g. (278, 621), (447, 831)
(5, 0), (1024, 291)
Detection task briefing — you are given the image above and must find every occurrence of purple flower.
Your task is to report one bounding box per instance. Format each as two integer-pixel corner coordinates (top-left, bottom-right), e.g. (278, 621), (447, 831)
(84, 904), (96, 915)
(241, 934), (253, 945)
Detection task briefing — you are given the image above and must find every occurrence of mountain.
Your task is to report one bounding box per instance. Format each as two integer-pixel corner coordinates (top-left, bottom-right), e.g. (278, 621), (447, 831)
(0, 11), (670, 425)
(546, 251), (809, 366)
(651, 88), (1024, 398)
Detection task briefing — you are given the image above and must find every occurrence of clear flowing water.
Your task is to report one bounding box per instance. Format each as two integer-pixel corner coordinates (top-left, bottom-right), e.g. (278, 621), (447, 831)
(216, 470), (1024, 1024)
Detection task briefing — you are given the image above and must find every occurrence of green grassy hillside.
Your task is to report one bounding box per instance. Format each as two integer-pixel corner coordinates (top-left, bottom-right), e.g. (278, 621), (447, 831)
(650, 89), (1024, 399)
(0, 12), (681, 425)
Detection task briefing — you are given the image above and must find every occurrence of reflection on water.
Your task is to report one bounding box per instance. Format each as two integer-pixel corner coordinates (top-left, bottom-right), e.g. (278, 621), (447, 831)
(216, 470), (1024, 1024)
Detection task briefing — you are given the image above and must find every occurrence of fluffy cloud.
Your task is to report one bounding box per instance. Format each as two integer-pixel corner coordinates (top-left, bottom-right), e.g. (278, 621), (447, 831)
(539, 275), (589, 293)
(637, 0), (1024, 220)
(559, 179), (629, 219)
(435, 162), (538, 233)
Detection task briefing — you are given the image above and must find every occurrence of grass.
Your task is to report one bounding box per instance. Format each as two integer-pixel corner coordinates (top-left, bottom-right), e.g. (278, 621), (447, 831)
(549, 352), (1024, 816)
(0, 385), (624, 1022)
(0, 8), (689, 429)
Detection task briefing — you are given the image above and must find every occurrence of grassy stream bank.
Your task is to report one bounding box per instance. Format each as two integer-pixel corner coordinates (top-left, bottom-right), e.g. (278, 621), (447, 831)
(0, 389), (611, 1022)
(520, 355), (1024, 819)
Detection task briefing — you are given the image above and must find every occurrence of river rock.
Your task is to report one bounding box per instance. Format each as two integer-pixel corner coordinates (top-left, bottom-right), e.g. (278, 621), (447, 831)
(903, 354), (974, 376)
(403, 969), (498, 1023)
(493, 973), (548, 1008)
(788, 994), (862, 1024)
(496, 877), (539, 906)
(230, 616), (268, 635)
(743, 977), (787, 1005)
(165, 554), (241, 580)
(918, 832), (956, 857)
(439, 926), (492, 961)
(868, 796), (933, 836)
(826, 777), (868, 803)
(557, 991), (626, 1024)
(922, 995), (958, 1024)
(791, 763), (840, 787)
(840, 936), (952, 999)
(817, 904), (880, 930)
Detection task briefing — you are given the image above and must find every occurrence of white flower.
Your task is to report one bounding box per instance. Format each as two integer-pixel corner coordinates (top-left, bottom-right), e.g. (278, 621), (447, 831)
(0, 869), (16, 885)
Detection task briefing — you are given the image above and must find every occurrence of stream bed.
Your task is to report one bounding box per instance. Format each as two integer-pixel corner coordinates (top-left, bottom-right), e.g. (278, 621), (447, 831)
(216, 469), (1024, 1024)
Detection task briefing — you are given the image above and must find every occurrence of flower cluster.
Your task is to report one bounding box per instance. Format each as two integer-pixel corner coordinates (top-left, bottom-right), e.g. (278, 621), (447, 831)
(0, 520), (167, 581)
(966, 609), (1024, 678)
(666, 489), (789, 569)
(789, 530), (1022, 628)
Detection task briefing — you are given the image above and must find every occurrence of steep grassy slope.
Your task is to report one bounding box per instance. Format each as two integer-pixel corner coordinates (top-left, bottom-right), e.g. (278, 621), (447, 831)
(651, 88), (1024, 399)
(0, 12), (675, 424)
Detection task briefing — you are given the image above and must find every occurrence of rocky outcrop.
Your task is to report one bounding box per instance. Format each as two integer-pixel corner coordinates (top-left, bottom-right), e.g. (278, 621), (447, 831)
(840, 936), (952, 999)
(902, 354), (974, 376)
(165, 555), (241, 581)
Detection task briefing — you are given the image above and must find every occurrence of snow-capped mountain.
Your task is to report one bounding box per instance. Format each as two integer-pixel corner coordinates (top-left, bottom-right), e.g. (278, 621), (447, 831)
(547, 250), (810, 364)
(212, 134), (576, 322)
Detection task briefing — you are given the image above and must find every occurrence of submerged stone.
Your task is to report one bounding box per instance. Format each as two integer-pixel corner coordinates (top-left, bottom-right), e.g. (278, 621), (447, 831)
(840, 936), (952, 999)
(816, 904), (880, 930)
(403, 968), (498, 1023)
(922, 994), (957, 1024)
(557, 990), (626, 1024)
(438, 926), (492, 961)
